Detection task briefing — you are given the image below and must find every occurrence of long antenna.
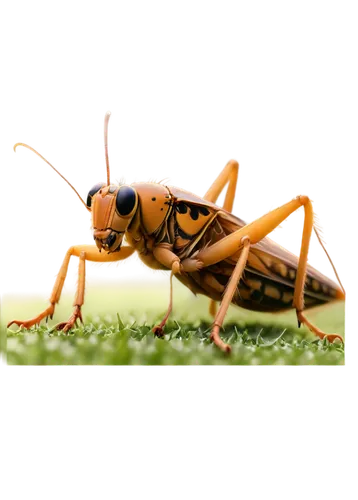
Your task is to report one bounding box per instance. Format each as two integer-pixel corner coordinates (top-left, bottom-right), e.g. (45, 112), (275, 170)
(102, 109), (113, 185)
(10, 139), (91, 212)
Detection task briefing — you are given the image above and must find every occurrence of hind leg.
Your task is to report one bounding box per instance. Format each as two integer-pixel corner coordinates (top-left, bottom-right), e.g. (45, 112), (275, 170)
(203, 160), (239, 317)
(204, 159), (239, 211)
(196, 195), (344, 347)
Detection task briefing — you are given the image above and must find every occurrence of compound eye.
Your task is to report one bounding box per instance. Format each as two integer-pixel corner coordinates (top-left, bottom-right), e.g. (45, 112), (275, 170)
(116, 186), (137, 216)
(87, 182), (105, 208)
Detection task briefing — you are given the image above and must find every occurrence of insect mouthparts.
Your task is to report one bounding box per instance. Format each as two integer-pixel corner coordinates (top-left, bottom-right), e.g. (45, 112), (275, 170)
(105, 233), (116, 248)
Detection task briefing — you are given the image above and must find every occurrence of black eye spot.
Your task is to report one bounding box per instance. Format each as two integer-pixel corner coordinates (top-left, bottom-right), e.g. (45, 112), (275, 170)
(87, 182), (106, 207)
(116, 186), (137, 216)
(176, 202), (188, 214)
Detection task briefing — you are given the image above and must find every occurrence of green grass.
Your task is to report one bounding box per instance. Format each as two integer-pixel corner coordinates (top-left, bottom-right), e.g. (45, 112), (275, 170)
(3, 284), (345, 365)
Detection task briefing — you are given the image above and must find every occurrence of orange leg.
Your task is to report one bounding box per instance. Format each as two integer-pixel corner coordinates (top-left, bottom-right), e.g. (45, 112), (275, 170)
(195, 195), (344, 347)
(209, 300), (217, 317)
(203, 159), (239, 317)
(152, 272), (174, 338)
(150, 246), (204, 336)
(7, 245), (135, 330)
(55, 250), (86, 333)
(204, 159), (239, 211)
(210, 237), (250, 353)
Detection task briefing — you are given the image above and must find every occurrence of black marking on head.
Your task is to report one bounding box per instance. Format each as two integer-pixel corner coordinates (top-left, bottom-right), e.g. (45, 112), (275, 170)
(116, 186), (137, 216)
(176, 202), (188, 214)
(152, 197), (156, 201)
(87, 182), (106, 208)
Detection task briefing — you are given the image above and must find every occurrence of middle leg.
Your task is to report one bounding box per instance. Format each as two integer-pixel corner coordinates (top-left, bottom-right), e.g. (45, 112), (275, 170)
(152, 272), (174, 338)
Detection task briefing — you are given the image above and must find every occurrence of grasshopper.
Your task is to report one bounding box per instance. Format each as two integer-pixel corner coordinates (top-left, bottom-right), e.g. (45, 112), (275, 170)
(8, 112), (345, 352)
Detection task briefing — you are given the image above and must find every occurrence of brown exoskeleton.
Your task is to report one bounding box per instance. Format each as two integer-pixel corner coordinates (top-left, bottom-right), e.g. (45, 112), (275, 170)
(8, 112), (345, 352)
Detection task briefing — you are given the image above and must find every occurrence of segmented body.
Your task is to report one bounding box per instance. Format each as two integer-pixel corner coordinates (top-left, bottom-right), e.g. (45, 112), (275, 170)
(125, 183), (341, 312)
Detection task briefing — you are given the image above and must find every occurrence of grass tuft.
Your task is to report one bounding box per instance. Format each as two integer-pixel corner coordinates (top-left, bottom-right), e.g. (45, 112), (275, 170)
(5, 318), (344, 366)
(3, 285), (345, 365)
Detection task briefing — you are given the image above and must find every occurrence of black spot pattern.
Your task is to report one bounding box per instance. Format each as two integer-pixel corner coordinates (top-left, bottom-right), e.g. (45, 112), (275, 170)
(176, 202), (188, 214)
(198, 206), (210, 216)
(175, 202), (210, 219)
(189, 206), (199, 220)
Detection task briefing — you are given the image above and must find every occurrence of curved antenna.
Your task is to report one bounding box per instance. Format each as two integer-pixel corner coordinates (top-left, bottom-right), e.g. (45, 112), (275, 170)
(10, 139), (91, 212)
(102, 109), (113, 185)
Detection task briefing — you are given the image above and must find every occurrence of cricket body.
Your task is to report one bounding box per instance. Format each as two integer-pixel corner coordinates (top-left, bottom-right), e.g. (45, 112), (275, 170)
(8, 112), (345, 353)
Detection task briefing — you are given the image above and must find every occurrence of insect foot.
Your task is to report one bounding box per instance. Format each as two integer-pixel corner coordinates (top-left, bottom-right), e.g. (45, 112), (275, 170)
(7, 304), (55, 330)
(152, 325), (166, 338)
(296, 311), (344, 343)
(210, 327), (232, 354)
(324, 334), (344, 343)
(55, 306), (83, 334)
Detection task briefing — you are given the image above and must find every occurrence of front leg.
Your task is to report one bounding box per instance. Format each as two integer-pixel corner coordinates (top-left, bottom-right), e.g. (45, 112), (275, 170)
(7, 246), (74, 329)
(57, 245), (136, 332)
(7, 245), (135, 330)
(55, 250), (86, 333)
